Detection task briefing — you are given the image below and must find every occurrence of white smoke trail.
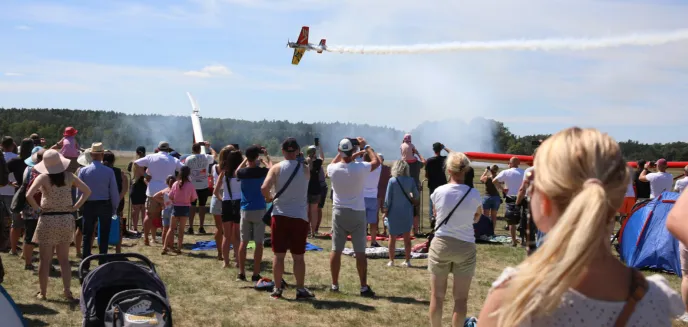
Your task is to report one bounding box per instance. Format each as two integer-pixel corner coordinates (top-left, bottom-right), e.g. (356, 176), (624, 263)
(324, 29), (688, 54)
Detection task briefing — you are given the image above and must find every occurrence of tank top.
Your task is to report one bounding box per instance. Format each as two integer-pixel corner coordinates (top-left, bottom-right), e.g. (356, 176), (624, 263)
(222, 174), (241, 201)
(112, 166), (123, 193)
(485, 176), (500, 196)
(60, 136), (80, 158)
(272, 160), (308, 221)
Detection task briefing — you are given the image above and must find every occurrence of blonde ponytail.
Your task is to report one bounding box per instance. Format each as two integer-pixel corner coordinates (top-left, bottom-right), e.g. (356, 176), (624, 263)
(492, 127), (629, 327)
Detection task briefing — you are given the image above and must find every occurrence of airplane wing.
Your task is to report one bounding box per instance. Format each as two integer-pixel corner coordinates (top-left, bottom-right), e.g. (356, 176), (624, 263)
(297, 26), (309, 45)
(465, 151), (688, 169)
(292, 48), (306, 65)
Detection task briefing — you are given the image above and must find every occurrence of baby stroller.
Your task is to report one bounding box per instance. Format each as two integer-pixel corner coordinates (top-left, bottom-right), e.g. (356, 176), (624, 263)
(79, 253), (172, 327)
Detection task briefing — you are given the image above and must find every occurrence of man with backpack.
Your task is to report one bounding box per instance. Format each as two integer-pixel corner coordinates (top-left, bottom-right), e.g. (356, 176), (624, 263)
(261, 138), (315, 300)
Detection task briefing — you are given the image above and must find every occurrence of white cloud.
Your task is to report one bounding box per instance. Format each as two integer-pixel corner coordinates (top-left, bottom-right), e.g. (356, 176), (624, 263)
(14, 25), (30, 30)
(3, 72), (24, 77)
(183, 65), (232, 78)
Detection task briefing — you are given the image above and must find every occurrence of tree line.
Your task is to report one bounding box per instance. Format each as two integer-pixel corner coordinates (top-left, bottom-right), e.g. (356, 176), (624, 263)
(2, 108), (687, 161)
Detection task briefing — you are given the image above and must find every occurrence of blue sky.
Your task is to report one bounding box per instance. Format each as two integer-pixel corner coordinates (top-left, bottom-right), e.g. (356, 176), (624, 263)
(1, 0), (688, 144)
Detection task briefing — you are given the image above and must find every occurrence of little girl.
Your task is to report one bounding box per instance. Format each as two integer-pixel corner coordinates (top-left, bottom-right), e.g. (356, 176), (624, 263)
(154, 176), (176, 252)
(53, 127), (80, 173)
(166, 166), (197, 255)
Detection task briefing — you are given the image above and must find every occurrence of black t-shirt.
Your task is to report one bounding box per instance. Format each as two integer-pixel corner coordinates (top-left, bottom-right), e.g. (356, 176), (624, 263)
(426, 155), (447, 191)
(308, 158), (323, 195)
(634, 170), (651, 199)
(7, 157), (27, 187)
(464, 166), (474, 188)
(484, 176), (500, 196)
(0, 151), (8, 186)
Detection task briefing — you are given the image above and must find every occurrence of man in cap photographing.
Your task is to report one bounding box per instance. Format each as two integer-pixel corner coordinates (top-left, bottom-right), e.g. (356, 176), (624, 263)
(77, 142), (120, 268)
(327, 137), (380, 297)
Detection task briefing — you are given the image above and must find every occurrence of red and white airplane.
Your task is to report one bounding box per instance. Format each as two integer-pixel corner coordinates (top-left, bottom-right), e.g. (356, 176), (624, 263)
(287, 26), (326, 65)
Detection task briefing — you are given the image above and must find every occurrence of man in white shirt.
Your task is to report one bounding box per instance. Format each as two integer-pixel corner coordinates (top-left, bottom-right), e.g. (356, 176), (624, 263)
(327, 137), (380, 297)
(0, 137), (18, 252)
(134, 141), (183, 245)
(493, 157), (525, 246)
(184, 141), (216, 235)
(639, 158), (674, 199)
(675, 165), (688, 194)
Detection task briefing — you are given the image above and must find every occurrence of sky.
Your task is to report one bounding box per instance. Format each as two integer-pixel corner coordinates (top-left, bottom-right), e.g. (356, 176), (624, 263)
(1, 0), (688, 144)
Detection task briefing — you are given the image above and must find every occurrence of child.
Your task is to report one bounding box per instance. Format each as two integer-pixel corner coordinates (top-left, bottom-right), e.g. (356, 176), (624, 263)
(154, 176), (176, 253)
(52, 127), (80, 173)
(166, 166), (197, 254)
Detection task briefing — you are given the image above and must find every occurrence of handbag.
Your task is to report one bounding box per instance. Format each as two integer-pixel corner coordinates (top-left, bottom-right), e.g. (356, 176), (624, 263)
(10, 168), (33, 214)
(262, 162), (302, 225)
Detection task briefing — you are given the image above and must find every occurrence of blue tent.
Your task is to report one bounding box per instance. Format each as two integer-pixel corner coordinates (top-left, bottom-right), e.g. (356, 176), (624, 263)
(0, 285), (26, 327)
(618, 191), (681, 276)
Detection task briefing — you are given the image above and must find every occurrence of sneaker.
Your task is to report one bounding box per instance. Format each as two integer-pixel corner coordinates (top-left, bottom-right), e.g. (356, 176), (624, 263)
(370, 242), (381, 248)
(198, 227), (207, 234)
(401, 260), (411, 267)
(464, 317), (478, 327)
(236, 273), (247, 282)
(360, 285), (376, 298)
(296, 288), (315, 300)
(677, 312), (688, 322)
(330, 284), (340, 292)
(251, 274), (262, 282)
(386, 261), (394, 267)
(270, 287), (283, 299)
(186, 227), (194, 235)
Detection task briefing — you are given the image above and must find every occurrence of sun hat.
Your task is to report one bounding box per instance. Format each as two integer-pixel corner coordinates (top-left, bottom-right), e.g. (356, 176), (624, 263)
(34, 149), (70, 174)
(77, 148), (92, 167)
(87, 142), (105, 153)
(63, 127), (78, 137)
(25, 147), (46, 167)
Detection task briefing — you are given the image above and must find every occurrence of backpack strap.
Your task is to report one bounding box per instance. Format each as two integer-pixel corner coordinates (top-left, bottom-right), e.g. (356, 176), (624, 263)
(613, 268), (648, 327)
(433, 186), (473, 232)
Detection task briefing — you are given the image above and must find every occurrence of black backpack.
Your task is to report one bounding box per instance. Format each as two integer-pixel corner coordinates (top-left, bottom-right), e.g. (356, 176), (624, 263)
(104, 289), (172, 327)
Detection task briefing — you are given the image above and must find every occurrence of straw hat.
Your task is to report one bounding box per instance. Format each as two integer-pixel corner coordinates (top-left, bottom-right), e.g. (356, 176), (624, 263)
(77, 148), (92, 167)
(34, 149), (70, 174)
(88, 142), (105, 153)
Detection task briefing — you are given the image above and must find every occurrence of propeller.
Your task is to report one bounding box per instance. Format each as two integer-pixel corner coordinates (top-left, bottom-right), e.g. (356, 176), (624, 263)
(286, 39), (290, 48)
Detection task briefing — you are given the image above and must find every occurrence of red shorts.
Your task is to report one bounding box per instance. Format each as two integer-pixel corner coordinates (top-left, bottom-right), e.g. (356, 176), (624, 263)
(618, 196), (636, 216)
(271, 215), (309, 255)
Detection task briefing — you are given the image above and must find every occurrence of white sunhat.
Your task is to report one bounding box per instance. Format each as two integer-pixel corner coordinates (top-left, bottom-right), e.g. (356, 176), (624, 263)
(34, 149), (71, 175)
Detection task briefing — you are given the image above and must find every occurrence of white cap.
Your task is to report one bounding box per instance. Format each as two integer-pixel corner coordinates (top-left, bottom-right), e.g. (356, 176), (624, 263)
(378, 153), (384, 160)
(307, 145), (316, 150)
(339, 138), (353, 156)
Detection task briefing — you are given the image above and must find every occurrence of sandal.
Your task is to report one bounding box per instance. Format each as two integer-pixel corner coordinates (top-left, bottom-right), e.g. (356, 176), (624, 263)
(64, 291), (77, 302)
(144, 239), (150, 246)
(36, 292), (46, 300)
(173, 248), (182, 254)
(24, 264), (34, 271)
(161, 248), (169, 255)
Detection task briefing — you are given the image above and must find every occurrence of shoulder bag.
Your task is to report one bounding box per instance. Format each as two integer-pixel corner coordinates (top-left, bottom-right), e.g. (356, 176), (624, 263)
(262, 162), (301, 225)
(433, 185), (474, 232)
(613, 268), (648, 327)
(395, 177), (418, 207)
(10, 168), (34, 214)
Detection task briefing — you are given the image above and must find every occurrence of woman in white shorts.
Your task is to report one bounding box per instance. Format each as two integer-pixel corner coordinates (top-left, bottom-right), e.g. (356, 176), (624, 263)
(209, 163), (223, 261)
(427, 152), (482, 326)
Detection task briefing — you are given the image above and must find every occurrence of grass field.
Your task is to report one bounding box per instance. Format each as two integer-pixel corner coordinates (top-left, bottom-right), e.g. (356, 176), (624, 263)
(2, 156), (687, 326)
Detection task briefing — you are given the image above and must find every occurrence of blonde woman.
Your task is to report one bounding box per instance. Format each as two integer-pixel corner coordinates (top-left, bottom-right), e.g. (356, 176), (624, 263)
(478, 127), (684, 327)
(382, 160), (419, 267)
(428, 152), (482, 327)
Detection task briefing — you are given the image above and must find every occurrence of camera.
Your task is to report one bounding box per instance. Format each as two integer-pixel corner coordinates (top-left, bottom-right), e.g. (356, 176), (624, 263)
(348, 138), (360, 146)
(314, 138), (319, 146)
(649, 161), (656, 168)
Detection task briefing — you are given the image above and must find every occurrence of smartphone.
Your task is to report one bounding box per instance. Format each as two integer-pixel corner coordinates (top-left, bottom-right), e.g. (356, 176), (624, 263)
(232, 143), (239, 149)
(314, 138), (319, 146)
(349, 138), (360, 146)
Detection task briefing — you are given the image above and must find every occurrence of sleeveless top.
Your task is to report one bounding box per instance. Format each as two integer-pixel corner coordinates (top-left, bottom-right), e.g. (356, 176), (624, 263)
(272, 160), (308, 220)
(222, 174), (241, 201)
(489, 267), (684, 327)
(60, 136), (80, 158)
(41, 173), (75, 212)
(112, 166), (123, 193)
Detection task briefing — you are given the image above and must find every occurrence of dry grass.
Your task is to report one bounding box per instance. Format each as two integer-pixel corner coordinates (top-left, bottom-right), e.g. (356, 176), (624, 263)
(2, 159), (687, 326)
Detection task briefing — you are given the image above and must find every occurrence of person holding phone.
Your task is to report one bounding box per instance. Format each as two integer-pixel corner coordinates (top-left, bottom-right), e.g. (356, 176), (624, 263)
(306, 142), (325, 237)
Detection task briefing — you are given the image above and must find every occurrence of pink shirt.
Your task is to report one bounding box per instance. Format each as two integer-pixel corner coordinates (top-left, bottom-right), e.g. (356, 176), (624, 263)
(168, 180), (198, 206)
(400, 142), (417, 163)
(60, 136), (80, 158)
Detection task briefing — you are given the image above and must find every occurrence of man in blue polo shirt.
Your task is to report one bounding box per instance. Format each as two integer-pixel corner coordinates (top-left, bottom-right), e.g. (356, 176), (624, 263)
(235, 145), (272, 282)
(77, 142), (119, 268)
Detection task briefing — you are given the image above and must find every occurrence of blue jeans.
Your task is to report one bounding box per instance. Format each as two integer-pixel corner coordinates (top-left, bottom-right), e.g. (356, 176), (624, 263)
(82, 200), (113, 267)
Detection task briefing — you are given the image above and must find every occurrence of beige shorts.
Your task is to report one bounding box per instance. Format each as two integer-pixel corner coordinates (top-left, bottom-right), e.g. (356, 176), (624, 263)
(428, 236), (476, 277)
(680, 242), (688, 276)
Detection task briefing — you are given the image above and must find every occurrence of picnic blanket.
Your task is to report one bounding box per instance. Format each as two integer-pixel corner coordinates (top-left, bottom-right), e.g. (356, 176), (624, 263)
(476, 235), (512, 244)
(322, 233), (416, 241)
(341, 247), (427, 259)
(191, 240), (322, 252)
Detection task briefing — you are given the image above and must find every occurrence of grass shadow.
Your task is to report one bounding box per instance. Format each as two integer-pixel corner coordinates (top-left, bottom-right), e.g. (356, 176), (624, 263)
(376, 295), (430, 306)
(244, 259), (273, 273)
(22, 318), (49, 327)
(309, 299), (376, 312)
(186, 252), (220, 260)
(15, 303), (59, 315)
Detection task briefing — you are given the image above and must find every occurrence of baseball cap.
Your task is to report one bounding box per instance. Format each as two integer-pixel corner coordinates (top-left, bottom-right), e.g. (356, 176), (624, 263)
(656, 158), (667, 166)
(339, 138), (354, 157)
(136, 146), (146, 155)
(281, 138), (299, 152)
(158, 141), (171, 151)
(378, 153), (384, 161)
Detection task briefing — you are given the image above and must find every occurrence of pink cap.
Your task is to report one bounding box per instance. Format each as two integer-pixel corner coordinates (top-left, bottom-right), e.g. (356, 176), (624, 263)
(656, 158), (667, 166)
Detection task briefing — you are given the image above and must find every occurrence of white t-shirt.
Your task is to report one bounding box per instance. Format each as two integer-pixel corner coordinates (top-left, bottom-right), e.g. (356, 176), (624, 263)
(645, 172), (673, 198)
(184, 154), (214, 190)
(522, 166), (534, 198)
(675, 177), (688, 194)
(327, 161), (372, 211)
(625, 179), (636, 197)
(134, 152), (183, 197)
(430, 183), (482, 243)
(362, 165), (381, 199)
(222, 176), (242, 201)
(494, 167), (525, 196)
(0, 152), (18, 196)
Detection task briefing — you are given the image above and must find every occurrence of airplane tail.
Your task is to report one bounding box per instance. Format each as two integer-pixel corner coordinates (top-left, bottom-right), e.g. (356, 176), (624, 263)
(317, 39), (326, 53)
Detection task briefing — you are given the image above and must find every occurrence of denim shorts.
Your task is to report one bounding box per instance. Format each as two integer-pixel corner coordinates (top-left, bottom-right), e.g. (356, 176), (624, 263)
(162, 207), (173, 227)
(482, 195), (502, 211)
(172, 205), (190, 217)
